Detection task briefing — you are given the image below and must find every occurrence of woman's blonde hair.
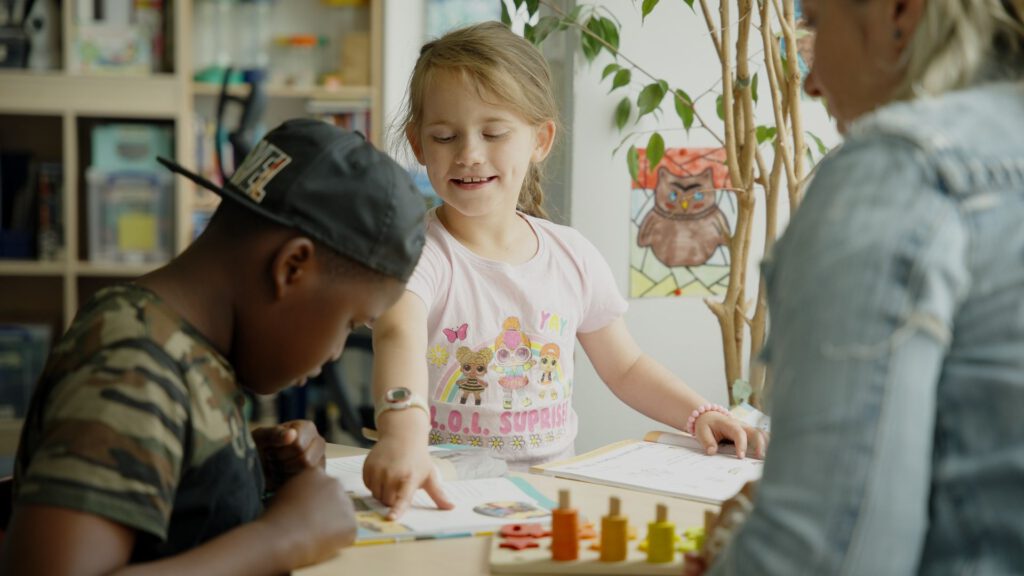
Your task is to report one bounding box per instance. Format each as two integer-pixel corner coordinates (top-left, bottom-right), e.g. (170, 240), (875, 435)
(895, 0), (1024, 99)
(394, 21), (559, 219)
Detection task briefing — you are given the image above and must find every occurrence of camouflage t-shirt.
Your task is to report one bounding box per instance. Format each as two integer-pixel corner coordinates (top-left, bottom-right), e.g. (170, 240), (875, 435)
(13, 284), (264, 562)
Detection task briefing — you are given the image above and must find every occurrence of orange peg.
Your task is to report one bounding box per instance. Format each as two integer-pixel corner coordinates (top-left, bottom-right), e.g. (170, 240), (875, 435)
(551, 489), (579, 561)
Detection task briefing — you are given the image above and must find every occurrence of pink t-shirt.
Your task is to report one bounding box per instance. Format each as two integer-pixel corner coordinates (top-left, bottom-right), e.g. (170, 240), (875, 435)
(406, 209), (628, 470)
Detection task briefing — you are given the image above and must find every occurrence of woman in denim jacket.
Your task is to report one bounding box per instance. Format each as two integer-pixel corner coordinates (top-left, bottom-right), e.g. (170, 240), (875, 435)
(697, 0), (1024, 574)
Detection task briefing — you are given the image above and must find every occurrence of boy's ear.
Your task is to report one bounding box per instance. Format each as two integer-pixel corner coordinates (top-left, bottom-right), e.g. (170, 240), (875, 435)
(271, 236), (317, 300)
(530, 120), (556, 163)
(406, 124), (427, 165)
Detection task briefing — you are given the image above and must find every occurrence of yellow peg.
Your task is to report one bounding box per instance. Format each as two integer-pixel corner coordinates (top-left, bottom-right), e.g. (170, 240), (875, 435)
(599, 496), (629, 562)
(646, 503), (676, 563)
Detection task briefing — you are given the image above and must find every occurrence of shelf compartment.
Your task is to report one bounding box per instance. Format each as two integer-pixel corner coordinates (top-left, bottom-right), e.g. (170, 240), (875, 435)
(75, 262), (159, 277)
(0, 261), (66, 276)
(190, 81), (373, 102)
(0, 71), (182, 117)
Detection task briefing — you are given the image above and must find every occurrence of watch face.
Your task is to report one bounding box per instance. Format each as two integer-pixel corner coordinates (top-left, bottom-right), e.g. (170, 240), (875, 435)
(386, 387), (411, 403)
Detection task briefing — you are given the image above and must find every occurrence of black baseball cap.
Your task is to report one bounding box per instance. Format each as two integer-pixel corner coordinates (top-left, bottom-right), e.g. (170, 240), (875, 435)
(157, 119), (426, 281)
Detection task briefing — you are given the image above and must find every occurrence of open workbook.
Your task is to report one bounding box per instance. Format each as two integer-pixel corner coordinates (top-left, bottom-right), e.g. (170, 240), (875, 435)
(326, 450), (555, 544)
(530, 431), (764, 505)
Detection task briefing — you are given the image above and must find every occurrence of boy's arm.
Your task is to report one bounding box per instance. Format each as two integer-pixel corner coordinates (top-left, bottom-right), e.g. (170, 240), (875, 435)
(577, 318), (764, 458)
(363, 292), (453, 519)
(1, 467), (355, 576)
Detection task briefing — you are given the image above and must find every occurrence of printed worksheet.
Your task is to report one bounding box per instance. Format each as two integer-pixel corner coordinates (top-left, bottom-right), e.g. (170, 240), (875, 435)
(326, 455), (552, 543)
(533, 436), (763, 504)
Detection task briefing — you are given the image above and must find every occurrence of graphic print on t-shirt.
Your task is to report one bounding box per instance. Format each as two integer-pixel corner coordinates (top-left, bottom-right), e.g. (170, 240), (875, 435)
(428, 313), (574, 458)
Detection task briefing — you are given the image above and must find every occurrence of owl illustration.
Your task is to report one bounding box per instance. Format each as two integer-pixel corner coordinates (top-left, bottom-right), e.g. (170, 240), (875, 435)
(638, 167), (730, 268)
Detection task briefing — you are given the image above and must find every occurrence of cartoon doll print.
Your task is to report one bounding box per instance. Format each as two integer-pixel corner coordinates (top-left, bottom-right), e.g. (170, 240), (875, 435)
(455, 346), (492, 406)
(538, 342), (560, 400)
(493, 316), (534, 410)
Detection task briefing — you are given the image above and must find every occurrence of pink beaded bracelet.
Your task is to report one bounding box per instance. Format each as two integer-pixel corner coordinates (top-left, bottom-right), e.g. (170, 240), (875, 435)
(686, 403), (730, 435)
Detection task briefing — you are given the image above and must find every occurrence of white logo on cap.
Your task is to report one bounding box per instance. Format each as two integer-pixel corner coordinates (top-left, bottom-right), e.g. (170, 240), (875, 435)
(230, 140), (293, 203)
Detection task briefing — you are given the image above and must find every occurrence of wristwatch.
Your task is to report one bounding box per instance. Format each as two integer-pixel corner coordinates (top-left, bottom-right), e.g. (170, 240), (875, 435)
(374, 387), (430, 426)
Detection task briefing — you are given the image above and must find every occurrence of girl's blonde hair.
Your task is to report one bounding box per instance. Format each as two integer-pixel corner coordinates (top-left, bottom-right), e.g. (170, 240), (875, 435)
(895, 0), (1024, 99)
(394, 21), (558, 219)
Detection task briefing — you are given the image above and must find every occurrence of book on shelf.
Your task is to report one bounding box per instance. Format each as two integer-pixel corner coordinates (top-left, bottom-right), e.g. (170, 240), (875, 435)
(531, 430), (764, 505)
(0, 155), (63, 261)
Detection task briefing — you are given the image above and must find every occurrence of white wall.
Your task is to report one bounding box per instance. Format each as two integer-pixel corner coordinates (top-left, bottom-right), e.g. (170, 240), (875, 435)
(569, 2), (840, 452)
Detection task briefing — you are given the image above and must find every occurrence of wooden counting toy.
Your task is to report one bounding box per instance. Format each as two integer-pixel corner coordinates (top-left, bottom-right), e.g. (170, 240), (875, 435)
(489, 490), (685, 575)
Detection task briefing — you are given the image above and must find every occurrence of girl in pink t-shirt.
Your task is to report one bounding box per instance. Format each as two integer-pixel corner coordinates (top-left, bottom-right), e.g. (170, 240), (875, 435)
(363, 21), (765, 520)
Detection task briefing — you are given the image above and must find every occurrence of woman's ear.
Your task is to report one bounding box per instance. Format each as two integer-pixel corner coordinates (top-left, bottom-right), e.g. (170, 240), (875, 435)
(406, 124), (427, 165)
(531, 120), (557, 163)
(270, 236), (316, 300)
(891, 0), (927, 53)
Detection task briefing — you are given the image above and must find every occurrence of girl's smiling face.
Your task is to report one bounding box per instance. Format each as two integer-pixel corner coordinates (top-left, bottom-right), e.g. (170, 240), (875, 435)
(408, 69), (554, 219)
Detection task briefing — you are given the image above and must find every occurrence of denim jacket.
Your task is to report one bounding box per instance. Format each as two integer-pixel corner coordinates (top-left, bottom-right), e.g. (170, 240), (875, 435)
(708, 81), (1024, 575)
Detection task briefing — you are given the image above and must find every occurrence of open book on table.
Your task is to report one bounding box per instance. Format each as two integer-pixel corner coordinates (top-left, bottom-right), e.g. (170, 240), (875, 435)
(530, 431), (764, 505)
(326, 448), (554, 545)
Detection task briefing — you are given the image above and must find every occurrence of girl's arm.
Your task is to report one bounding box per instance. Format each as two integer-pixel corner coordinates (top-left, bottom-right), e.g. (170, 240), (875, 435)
(578, 318), (765, 458)
(362, 291), (454, 520)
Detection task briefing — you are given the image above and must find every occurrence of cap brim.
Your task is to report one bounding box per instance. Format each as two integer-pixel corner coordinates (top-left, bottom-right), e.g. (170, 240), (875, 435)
(157, 156), (295, 229)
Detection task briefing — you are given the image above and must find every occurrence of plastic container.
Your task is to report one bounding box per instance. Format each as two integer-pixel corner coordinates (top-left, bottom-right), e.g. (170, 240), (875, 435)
(87, 168), (173, 264)
(91, 123), (174, 172)
(235, 0), (272, 70)
(272, 35), (324, 88)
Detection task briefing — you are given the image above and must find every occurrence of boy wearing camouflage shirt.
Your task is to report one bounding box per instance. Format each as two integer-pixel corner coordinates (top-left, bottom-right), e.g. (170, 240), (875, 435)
(1, 120), (426, 574)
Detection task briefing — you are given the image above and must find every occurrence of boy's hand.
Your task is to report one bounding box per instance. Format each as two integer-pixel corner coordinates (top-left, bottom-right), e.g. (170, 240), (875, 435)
(693, 412), (768, 459)
(363, 437), (454, 520)
(252, 420), (326, 490)
(261, 467), (357, 567)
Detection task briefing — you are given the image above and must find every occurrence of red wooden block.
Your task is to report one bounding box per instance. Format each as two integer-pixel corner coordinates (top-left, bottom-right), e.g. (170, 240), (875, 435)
(500, 523), (550, 539)
(499, 537), (541, 551)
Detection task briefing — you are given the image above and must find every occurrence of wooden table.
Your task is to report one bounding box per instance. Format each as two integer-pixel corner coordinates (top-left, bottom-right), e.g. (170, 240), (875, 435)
(295, 444), (718, 576)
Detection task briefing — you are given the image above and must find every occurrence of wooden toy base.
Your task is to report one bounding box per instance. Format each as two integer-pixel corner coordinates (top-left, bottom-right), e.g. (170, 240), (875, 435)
(489, 535), (684, 575)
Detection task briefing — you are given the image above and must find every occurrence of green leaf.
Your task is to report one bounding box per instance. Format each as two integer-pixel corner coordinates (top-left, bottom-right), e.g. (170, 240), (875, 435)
(566, 5), (585, 22)
(600, 17), (620, 51)
(683, 0), (695, 8)
(525, 0), (539, 15)
(602, 63), (620, 80)
(637, 82), (667, 117)
(647, 132), (666, 169)
(642, 0), (661, 21)
(615, 97), (631, 131)
(581, 17), (605, 61)
(673, 89), (694, 132)
(611, 69), (631, 91)
(716, 94), (725, 120)
(501, 2), (512, 25)
(532, 15), (560, 45)
(627, 145), (640, 183)
(751, 73), (759, 103)
(755, 125), (778, 145)
(807, 131), (829, 156)
(523, 23), (535, 43)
